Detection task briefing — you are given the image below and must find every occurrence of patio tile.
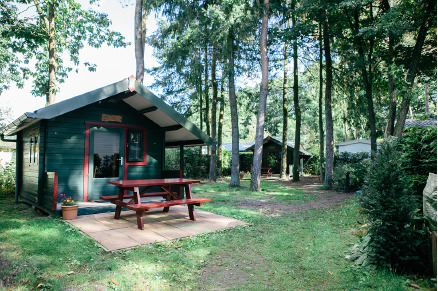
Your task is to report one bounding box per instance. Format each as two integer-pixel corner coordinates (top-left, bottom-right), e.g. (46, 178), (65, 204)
(118, 226), (167, 244)
(100, 237), (139, 251)
(97, 219), (133, 229)
(68, 217), (112, 232)
(66, 208), (249, 251)
(153, 226), (192, 240)
(174, 223), (213, 236)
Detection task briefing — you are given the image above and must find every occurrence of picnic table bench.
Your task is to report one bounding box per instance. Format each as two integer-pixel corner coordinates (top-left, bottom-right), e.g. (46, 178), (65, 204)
(261, 167), (272, 177)
(101, 178), (211, 230)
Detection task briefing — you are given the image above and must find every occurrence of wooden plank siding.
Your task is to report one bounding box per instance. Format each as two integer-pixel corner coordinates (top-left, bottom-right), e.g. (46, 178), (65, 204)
(43, 98), (163, 205)
(20, 126), (40, 205)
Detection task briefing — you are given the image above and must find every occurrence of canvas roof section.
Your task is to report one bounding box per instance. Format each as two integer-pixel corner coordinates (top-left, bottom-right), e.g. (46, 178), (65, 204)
(221, 142), (255, 152)
(0, 76), (214, 147)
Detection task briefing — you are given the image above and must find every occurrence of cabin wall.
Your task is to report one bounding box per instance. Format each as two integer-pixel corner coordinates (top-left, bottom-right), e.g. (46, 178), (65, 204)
(44, 98), (163, 204)
(20, 126), (40, 206)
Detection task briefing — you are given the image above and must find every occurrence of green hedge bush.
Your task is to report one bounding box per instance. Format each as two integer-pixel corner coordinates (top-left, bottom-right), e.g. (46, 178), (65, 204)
(359, 138), (421, 272)
(0, 160), (15, 195)
(400, 125), (437, 206)
(333, 152), (370, 191)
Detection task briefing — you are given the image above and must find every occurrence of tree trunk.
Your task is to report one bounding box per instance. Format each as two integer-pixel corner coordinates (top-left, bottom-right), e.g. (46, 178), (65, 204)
(318, 22), (324, 183)
(228, 29), (240, 187)
(198, 50), (203, 133)
(280, 40), (288, 180)
(209, 42), (218, 182)
(383, 0), (396, 137)
(425, 83), (429, 118)
(204, 44), (210, 137)
(47, 2), (56, 105)
(250, 0), (269, 192)
(394, 0), (435, 136)
(323, 11), (334, 186)
(135, 0), (145, 83)
(217, 71), (226, 178)
(292, 4), (300, 182)
(350, 8), (376, 152)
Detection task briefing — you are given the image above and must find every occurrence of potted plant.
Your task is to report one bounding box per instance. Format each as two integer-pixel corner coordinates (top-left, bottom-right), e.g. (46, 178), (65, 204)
(60, 194), (79, 220)
(240, 171), (245, 179)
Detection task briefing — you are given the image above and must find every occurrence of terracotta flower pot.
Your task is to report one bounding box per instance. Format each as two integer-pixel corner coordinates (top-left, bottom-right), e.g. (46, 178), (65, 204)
(240, 174), (245, 179)
(61, 205), (79, 220)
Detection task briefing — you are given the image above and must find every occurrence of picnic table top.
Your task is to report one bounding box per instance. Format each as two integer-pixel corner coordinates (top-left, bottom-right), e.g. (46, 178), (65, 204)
(107, 178), (201, 188)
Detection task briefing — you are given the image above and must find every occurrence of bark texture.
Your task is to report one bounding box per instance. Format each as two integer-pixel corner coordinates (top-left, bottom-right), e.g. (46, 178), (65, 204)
(209, 42), (218, 182)
(292, 5), (301, 182)
(135, 0), (146, 83)
(318, 22), (324, 183)
(250, 0), (269, 191)
(228, 29), (240, 187)
(323, 12), (334, 186)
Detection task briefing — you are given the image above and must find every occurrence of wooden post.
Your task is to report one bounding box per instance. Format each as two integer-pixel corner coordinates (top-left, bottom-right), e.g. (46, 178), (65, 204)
(179, 143), (185, 197)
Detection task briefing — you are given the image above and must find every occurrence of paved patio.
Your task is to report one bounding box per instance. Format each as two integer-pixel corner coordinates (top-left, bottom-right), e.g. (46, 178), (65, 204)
(67, 206), (248, 251)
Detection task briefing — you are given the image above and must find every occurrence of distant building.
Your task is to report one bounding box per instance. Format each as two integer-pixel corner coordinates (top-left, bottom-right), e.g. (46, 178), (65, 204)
(223, 136), (311, 174)
(335, 139), (379, 154)
(0, 139), (16, 167)
(404, 118), (437, 130)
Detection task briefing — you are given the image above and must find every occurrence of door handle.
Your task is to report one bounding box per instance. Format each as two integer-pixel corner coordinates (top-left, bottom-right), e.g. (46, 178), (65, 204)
(118, 157), (123, 166)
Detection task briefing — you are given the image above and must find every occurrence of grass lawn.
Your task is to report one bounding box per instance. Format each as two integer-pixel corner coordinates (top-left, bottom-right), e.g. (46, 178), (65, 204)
(0, 178), (428, 290)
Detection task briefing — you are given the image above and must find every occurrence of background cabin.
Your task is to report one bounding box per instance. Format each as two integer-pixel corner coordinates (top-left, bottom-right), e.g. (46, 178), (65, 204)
(244, 136), (311, 174)
(0, 77), (213, 214)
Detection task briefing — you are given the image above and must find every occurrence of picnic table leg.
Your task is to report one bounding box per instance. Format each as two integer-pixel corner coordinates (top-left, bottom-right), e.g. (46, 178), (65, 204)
(184, 184), (192, 199)
(188, 204), (196, 221)
(136, 210), (146, 230)
(133, 187), (141, 204)
(114, 188), (124, 219)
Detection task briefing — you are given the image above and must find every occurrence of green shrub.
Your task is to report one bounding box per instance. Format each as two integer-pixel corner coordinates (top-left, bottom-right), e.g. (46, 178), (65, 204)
(400, 125), (437, 205)
(359, 138), (420, 272)
(333, 152), (370, 191)
(333, 159), (370, 192)
(0, 160), (15, 195)
(303, 155), (322, 175)
(239, 152), (253, 173)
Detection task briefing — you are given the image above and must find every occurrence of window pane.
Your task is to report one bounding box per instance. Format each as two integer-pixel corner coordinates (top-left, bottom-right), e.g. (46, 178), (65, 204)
(128, 129), (143, 162)
(93, 131), (120, 178)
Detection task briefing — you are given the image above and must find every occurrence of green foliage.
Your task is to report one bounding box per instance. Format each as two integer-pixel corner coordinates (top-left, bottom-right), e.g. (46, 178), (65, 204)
(0, 160), (15, 195)
(303, 154), (322, 175)
(1, 1), (127, 97)
(265, 152), (276, 168)
(165, 147), (210, 179)
(359, 138), (420, 272)
(333, 152), (371, 192)
(239, 152), (253, 173)
(400, 125), (437, 203)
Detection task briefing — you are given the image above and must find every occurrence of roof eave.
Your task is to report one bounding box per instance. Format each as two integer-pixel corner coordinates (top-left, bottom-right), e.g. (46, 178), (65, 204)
(134, 80), (215, 146)
(0, 112), (39, 136)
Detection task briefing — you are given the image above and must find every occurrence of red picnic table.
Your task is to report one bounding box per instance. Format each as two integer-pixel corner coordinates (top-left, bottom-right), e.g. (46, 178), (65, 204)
(100, 178), (211, 230)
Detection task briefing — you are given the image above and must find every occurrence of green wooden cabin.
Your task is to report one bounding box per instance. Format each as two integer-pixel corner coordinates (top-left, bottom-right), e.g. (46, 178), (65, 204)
(0, 76), (214, 214)
(245, 136), (312, 174)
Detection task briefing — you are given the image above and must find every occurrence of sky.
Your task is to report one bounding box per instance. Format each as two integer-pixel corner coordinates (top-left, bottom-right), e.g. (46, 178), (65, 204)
(1, 0), (159, 121)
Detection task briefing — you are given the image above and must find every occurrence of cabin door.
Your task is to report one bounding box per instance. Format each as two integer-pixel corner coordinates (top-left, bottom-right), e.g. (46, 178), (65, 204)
(88, 127), (124, 200)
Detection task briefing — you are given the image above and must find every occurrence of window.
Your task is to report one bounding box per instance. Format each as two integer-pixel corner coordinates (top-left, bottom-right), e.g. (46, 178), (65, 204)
(127, 129), (144, 162)
(29, 138), (33, 163)
(29, 136), (39, 164)
(34, 137), (38, 164)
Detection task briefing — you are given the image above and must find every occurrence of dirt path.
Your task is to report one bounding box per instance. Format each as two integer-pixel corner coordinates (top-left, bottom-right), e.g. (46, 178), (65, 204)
(236, 176), (355, 216)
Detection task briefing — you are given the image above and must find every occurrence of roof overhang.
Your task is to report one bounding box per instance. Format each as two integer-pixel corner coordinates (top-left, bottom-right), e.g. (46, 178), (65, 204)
(0, 76), (215, 147)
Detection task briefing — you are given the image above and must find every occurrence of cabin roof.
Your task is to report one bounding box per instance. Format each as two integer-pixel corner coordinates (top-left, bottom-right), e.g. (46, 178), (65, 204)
(335, 139), (372, 147)
(244, 136), (312, 157)
(0, 76), (214, 147)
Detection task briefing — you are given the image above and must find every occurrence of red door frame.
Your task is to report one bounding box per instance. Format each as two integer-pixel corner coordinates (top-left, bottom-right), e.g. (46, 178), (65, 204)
(83, 121), (147, 201)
